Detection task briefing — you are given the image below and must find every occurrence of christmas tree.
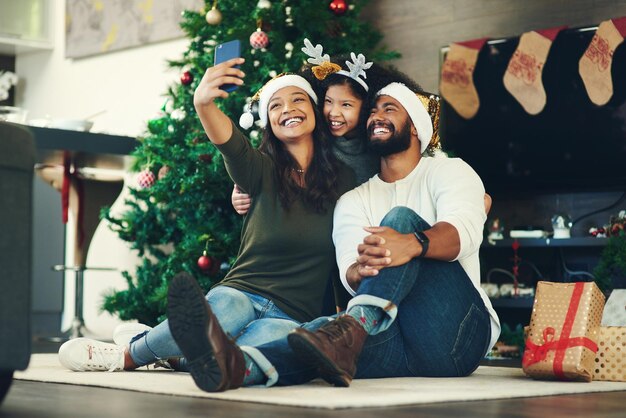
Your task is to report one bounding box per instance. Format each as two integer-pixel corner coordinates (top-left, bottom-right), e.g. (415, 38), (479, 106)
(102, 0), (399, 325)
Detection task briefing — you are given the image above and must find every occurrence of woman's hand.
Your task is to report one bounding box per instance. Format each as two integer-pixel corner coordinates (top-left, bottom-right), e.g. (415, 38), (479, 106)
(193, 58), (245, 145)
(232, 184), (251, 215)
(193, 58), (245, 109)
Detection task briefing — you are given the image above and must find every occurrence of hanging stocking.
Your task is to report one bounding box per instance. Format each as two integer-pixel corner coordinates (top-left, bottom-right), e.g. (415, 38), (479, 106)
(439, 38), (488, 119)
(579, 17), (626, 106)
(503, 26), (567, 115)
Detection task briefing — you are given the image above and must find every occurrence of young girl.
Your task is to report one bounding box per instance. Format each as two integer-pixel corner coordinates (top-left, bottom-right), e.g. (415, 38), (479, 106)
(57, 58), (356, 372)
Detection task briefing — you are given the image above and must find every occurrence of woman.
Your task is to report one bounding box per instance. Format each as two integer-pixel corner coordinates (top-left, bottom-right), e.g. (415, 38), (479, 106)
(57, 57), (356, 372)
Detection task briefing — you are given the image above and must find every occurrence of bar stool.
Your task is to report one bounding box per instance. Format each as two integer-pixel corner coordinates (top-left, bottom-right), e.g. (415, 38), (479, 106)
(52, 265), (117, 339)
(36, 160), (124, 340)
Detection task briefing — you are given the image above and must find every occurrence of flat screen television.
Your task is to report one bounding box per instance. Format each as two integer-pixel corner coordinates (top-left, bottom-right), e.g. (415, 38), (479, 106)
(440, 26), (626, 195)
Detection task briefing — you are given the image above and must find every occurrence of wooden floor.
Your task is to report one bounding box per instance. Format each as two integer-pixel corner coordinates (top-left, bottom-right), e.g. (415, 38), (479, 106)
(2, 341), (626, 418)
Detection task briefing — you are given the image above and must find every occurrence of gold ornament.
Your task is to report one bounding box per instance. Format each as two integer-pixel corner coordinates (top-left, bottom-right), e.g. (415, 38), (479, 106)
(205, 1), (222, 26)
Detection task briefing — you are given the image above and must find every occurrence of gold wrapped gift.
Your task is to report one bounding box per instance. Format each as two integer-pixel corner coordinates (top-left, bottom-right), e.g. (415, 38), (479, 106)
(594, 326), (626, 382)
(522, 281), (605, 382)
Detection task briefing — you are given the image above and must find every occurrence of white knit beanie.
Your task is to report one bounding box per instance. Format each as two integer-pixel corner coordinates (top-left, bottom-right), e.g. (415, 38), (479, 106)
(239, 74), (318, 129)
(376, 82), (433, 155)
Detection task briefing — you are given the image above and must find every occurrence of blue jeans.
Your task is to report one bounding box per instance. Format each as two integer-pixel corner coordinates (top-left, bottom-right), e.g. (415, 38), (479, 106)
(129, 285), (300, 367)
(249, 206), (492, 385)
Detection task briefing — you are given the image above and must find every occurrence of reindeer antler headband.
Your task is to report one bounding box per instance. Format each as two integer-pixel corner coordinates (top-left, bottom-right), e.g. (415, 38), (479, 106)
(301, 38), (373, 91)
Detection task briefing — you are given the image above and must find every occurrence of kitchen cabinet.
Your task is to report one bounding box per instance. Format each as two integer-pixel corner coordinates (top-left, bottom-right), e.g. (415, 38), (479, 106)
(0, 0), (53, 55)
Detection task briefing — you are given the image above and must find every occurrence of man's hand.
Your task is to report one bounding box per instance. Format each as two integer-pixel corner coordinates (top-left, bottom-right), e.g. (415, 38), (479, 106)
(355, 232), (391, 270)
(345, 226), (418, 291)
(361, 226), (421, 268)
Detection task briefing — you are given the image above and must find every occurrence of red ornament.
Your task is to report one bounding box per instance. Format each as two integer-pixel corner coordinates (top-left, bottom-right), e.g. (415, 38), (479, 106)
(249, 29), (269, 49)
(328, 0), (347, 15)
(181, 71), (193, 85)
(589, 227), (606, 237)
(197, 251), (212, 272)
(136, 169), (156, 189)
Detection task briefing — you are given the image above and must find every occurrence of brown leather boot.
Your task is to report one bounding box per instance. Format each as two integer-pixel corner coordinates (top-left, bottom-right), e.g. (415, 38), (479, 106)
(288, 315), (367, 387)
(167, 272), (246, 392)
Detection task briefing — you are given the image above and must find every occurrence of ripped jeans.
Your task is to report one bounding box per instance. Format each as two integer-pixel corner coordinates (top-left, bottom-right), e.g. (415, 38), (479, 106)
(128, 285), (300, 369)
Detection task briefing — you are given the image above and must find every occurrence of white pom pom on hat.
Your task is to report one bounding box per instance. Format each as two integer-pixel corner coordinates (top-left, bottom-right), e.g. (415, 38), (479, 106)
(239, 112), (254, 129)
(239, 74), (318, 129)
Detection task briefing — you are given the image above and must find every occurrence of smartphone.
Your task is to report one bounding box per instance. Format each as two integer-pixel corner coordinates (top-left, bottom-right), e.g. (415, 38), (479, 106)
(214, 39), (241, 92)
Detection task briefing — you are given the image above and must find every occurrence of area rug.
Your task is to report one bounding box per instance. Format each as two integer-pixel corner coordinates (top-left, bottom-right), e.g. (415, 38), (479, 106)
(14, 354), (626, 409)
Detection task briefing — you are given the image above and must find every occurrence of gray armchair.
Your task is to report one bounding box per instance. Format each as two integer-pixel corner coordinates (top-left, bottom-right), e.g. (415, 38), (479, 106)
(0, 122), (34, 404)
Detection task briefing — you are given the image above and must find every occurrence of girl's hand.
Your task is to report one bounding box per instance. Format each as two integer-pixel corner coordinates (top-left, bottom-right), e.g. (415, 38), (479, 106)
(231, 184), (251, 215)
(193, 58), (245, 109)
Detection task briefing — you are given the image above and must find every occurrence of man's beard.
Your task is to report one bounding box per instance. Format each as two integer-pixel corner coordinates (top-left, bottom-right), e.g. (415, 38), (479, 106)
(367, 121), (412, 157)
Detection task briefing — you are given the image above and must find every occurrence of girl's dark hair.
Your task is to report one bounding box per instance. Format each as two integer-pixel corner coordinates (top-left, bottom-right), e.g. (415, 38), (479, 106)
(259, 96), (341, 213)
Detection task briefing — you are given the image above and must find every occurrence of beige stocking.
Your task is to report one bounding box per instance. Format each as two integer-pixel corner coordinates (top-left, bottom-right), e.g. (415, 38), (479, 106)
(439, 38), (488, 119)
(579, 17), (626, 106)
(503, 27), (566, 115)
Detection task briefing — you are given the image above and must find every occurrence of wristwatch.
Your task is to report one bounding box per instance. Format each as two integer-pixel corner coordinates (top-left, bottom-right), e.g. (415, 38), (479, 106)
(413, 231), (429, 258)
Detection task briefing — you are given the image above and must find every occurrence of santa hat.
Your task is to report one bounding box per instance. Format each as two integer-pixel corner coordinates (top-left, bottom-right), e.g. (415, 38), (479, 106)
(239, 74), (318, 129)
(376, 82), (435, 155)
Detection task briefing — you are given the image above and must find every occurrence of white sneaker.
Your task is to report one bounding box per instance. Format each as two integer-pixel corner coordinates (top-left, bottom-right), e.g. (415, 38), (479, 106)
(58, 337), (125, 372)
(112, 323), (153, 346)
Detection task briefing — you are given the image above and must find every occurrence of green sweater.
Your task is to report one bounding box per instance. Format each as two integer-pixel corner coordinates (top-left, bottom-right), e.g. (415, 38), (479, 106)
(215, 123), (356, 322)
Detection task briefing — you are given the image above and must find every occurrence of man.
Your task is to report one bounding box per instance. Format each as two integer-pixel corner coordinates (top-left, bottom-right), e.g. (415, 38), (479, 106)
(167, 69), (500, 392)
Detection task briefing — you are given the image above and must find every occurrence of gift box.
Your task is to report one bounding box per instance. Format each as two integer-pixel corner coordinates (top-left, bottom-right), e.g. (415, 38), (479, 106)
(593, 326), (626, 382)
(522, 281), (605, 382)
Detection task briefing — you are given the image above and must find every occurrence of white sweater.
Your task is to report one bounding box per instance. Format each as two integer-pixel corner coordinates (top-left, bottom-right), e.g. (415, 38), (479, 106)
(333, 156), (500, 352)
